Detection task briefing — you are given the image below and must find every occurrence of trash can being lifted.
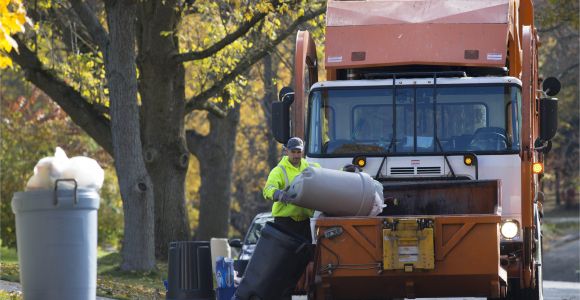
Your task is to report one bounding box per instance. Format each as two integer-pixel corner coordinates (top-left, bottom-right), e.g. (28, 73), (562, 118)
(11, 180), (100, 300)
(286, 166), (385, 216)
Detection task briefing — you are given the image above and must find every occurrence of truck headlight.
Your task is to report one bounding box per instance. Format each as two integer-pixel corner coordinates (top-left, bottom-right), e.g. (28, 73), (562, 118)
(500, 220), (519, 239)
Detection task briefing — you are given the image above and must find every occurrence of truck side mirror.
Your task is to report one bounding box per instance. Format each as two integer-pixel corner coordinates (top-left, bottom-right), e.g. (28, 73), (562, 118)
(542, 77), (561, 96)
(228, 238), (243, 248)
(278, 86), (294, 102)
(539, 97), (558, 141)
(271, 87), (294, 144)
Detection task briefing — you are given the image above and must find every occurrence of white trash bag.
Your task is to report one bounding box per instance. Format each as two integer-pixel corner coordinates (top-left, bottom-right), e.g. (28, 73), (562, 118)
(25, 147), (104, 191)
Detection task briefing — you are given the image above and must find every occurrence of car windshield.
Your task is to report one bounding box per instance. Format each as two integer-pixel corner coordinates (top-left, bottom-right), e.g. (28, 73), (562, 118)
(244, 216), (271, 245)
(308, 84), (521, 155)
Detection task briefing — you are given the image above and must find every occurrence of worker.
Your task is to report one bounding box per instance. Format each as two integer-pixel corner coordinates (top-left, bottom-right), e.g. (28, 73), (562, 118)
(263, 137), (320, 241)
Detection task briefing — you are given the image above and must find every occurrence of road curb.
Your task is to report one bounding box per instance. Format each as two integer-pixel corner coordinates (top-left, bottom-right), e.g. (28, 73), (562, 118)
(551, 233), (580, 248)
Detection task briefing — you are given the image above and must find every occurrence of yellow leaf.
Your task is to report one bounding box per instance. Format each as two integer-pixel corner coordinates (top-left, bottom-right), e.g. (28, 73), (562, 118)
(0, 0), (27, 56)
(0, 54), (13, 69)
(0, 32), (15, 52)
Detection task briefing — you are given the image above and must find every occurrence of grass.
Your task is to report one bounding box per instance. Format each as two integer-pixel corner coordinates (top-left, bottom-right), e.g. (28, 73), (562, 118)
(96, 252), (167, 299)
(0, 290), (21, 300)
(542, 221), (580, 252)
(0, 247), (19, 283)
(541, 192), (580, 250)
(0, 247), (168, 300)
(542, 192), (580, 218)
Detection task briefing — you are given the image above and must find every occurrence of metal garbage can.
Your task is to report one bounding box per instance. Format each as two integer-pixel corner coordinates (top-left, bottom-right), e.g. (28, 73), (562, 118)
(167, 241), (214, 300)
(11, 182), (100, 300)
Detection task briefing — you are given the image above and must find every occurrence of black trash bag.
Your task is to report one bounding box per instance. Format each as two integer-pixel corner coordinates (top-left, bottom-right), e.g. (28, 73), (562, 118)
(234, 222), (312, 300)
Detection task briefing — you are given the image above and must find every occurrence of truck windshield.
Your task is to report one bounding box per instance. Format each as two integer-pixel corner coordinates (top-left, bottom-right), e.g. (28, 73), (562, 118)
(307, 85), (521, 155)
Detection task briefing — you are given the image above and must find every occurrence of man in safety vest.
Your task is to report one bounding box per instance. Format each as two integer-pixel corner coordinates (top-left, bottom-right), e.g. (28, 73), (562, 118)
(263, 137), (320, 241)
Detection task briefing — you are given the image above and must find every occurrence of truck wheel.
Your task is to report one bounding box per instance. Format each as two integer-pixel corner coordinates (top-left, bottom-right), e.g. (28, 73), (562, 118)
(503, 278), (522, 299)
(527, 211), (544, 300)
(504, 239), (543, 299)
(524, 262), (543, 300)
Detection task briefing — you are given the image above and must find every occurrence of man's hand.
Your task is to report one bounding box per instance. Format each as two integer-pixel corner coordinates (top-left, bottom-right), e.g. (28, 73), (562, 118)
(273, 190), (291, 203)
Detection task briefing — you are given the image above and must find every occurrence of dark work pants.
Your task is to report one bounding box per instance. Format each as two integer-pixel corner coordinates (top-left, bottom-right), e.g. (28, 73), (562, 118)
(273, 217), (312, 299)
(274, 217), (312, 243)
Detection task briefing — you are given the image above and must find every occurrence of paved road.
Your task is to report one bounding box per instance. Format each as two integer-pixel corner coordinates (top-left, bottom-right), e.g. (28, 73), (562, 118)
(2, 279), (578, 299)
(544, 233), (580, 282)
(543, 281), (580, 300)
(399, 281), (580, 300)
(544, 217), (580, 224)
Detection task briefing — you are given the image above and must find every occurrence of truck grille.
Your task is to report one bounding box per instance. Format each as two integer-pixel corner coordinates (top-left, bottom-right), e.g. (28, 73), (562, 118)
(389, 166), (442, 176)
(390, 167), (414, 175)
(417, 167), (441, 175)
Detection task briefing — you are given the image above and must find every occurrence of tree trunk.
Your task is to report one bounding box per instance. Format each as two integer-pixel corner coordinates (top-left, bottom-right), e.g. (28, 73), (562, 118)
(104, 0), (155, 271)
(555, 170), (561, 205)
(137, 0), (191, 259)
(189, 106), (241, 240)
(262, 54), (280, 169)
(230, 55), (283, 234)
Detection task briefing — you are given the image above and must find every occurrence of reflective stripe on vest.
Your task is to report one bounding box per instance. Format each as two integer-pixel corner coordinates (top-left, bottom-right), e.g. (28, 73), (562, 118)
(279, 165), (289, 189)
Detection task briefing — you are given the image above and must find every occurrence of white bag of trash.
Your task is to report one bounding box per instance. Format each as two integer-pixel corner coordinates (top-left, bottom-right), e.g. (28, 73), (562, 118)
(25, 147), (69, 190)
(61, 156), (105, 190)
(25, 147), (104, 191)
(369, 180), (386, 216)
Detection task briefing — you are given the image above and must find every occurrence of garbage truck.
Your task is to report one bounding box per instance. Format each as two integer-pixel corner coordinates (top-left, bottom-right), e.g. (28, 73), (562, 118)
(271, 0), (560, 299)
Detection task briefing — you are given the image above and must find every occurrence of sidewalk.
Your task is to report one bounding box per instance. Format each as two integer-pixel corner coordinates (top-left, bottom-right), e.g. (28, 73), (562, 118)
(0, 280), (115, 300)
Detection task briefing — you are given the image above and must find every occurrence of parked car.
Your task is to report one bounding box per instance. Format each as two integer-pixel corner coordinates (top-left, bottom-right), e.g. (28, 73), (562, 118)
(229, 212), (273, 281)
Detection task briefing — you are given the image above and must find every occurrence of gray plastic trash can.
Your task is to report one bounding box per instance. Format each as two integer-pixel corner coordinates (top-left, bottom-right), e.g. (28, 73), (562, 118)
(11, 182), (100, 300)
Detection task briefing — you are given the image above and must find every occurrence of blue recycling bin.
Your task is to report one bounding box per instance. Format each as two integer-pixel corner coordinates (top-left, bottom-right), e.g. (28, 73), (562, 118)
(215, 257), (236, 300)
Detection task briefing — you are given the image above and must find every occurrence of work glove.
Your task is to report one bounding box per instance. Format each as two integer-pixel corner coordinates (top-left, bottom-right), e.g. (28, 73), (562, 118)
(273, 190), (291, 204)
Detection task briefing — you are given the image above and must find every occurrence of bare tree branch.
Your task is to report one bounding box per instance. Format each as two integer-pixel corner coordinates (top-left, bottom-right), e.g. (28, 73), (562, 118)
(273, 47), (293, 72)
(557, 63), (579, 79)
(69, 0), (110, 55)
(190, 100), (228, 117)
(538, 22), (565, 34)
(9, 37), (113, 155)
(183, 6), (326, 116)
(174, 11), (268, 63)
(185, 129), (206, 153)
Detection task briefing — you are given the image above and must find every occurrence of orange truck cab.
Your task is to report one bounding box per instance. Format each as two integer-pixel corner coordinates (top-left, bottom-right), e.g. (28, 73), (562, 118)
(271, 1), (560, 299)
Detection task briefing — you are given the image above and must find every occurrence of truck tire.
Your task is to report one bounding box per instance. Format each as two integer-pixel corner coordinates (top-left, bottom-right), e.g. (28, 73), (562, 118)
(524, 246), (543, 300)
(502, 229), (543, 300)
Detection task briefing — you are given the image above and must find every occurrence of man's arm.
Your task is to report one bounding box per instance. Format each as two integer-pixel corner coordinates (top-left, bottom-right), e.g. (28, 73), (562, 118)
(311, 162), (321, 168)
(263, 167), (284, 201)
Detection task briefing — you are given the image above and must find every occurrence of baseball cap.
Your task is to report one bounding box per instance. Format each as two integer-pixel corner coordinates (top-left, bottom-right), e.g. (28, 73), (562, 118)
(286, 137), (304, 151)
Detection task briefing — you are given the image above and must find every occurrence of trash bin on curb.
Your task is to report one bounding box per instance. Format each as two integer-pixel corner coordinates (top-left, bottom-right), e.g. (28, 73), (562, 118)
(234, 222), (312, 300)
(167, 241), (214, 300)
(11, 182), (100, 300)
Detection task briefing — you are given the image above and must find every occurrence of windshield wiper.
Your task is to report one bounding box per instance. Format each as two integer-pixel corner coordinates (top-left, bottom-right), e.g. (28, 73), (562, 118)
(375, 137), (397, 180)
(432, 74), (456, 178)
(434, 136), (456, 178)
(375, 75), (398, 180)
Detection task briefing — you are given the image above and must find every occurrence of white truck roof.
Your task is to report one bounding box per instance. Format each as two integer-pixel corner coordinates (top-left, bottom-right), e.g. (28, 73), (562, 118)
(311, 76), (523, 89)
